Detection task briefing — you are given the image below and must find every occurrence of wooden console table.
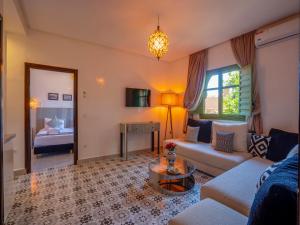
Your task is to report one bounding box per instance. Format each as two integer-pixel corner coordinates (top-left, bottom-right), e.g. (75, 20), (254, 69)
(120, 122), (160, 160)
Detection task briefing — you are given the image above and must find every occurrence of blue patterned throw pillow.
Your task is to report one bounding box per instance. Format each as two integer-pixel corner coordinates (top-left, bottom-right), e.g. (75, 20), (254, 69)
(256, 145), (299, 191)
(249, 134), (271, 158)
(256, 161), (282, 191)
(215, 131), (234, 153)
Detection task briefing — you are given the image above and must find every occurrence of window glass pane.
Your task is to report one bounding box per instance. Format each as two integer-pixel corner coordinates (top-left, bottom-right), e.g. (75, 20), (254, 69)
(207, 74), (218, 89)
(223, 70), (240, 87)
(223, 87), (240, 114)
(204, 90), (219, 114)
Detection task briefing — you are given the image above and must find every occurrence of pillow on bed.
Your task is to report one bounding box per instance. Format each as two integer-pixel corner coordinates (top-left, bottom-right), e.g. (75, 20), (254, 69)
(44, 116), (65, 129)
(44, 117), (52, 128)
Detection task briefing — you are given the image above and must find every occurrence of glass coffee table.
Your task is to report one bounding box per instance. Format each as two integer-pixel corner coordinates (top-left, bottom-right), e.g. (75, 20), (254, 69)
(148, 157), (196, 195)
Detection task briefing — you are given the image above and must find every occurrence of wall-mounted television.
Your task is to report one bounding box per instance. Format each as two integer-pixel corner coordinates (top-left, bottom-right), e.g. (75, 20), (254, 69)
(125, 88), (151, 107)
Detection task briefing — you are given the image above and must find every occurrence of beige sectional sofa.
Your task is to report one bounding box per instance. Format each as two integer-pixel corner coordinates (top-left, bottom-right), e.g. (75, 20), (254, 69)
(164, 138), (252, 176)
(169, 156), (272, 225)
(167, 122), (298, 225)
(166, 121), (274, 224)
(167, 145), (272, 225)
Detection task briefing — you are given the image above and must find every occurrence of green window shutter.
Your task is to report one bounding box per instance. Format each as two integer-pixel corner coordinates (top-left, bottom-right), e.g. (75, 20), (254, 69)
(239, 64), (252, 117)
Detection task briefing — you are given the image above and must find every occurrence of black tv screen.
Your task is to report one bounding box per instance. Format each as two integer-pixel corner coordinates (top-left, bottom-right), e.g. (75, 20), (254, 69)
(126, 88), (151, 107)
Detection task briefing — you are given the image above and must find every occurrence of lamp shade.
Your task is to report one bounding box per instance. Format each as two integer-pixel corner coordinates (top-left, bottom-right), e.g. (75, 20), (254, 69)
(161, 92), (179, 106)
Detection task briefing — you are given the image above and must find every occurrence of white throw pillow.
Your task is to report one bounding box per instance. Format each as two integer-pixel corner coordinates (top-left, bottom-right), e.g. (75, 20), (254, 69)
(44, 117), (52, 128)
(185, 126), (200, 143)
(44, 116), (65, 129)
(212, 122), (248, 152)
(56, 118), (65, 129)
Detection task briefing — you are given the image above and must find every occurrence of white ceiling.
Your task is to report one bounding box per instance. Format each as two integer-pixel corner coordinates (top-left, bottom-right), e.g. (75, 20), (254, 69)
(16, 0), (299, 62)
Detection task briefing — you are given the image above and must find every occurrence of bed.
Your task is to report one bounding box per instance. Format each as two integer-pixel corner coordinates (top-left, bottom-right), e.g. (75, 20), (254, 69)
(33, 107), (74, 155)
(34, 128), (74, 155)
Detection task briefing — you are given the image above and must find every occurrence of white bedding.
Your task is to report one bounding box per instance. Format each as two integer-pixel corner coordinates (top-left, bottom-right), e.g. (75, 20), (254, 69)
(34, 128), (74, 147)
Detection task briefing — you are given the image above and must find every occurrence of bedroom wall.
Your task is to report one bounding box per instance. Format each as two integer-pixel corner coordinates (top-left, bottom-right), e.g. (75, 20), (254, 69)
(30, 69), (74, 108)
(30, 69), (74, 132)
(6, 30), (171, 170)
(169, 37), (299, 135)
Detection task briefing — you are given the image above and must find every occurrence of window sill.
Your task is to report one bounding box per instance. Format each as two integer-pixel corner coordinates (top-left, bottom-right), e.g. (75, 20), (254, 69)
(199, 114), (246, 122)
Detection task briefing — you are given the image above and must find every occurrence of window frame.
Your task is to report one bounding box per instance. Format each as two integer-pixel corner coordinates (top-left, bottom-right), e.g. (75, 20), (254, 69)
(199, 64), (245, 121)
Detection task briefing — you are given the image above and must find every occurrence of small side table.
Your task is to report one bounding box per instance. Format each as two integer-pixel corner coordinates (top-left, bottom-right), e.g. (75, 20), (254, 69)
(120, 122), (160, 160)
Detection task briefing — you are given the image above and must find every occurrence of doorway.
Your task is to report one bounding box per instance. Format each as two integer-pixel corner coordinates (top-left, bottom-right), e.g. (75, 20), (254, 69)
(25, 63), (78, 173)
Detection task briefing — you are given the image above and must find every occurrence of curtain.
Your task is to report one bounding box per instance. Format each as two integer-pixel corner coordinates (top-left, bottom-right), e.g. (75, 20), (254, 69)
(231, 31), (263, 134)
(183, 49), (208, 132)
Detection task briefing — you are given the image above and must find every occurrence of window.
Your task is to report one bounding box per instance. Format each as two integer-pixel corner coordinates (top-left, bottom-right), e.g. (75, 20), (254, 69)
(199, 65), (249, 121)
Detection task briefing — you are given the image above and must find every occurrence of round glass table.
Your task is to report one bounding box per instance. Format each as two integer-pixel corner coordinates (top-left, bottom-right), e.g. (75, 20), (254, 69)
(148, 157), (196, 195)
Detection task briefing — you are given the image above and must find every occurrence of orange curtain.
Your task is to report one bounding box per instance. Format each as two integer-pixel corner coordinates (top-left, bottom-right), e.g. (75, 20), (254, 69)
(231, 31), (263, 134)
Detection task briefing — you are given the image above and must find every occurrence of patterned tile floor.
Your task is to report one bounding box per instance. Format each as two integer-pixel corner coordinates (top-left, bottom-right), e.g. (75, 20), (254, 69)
(5, 152), (213, 225)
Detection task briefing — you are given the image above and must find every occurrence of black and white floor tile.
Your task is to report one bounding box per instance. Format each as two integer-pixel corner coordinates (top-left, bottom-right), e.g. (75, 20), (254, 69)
(5, 152), (212, 225)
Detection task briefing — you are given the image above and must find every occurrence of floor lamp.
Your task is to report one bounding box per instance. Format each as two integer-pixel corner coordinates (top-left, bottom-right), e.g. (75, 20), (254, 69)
(161, 92), (179, 139)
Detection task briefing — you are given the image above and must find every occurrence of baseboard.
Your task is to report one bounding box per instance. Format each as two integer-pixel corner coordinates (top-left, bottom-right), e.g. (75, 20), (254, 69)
(77, 153), (120, 164)
(77, 148), (160, 164)
(14, 168), (27, 177)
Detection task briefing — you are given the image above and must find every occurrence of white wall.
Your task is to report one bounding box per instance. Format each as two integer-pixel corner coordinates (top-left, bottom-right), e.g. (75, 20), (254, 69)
(257, 37), (299, 133)
(170, 38), (299, 135)
(207, 41), (236, 70)
(6, 30), (171, 170)
(30, 69), (74, 108)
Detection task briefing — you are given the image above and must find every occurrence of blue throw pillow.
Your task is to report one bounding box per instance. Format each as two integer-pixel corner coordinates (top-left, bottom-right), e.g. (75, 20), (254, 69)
(247, 154), (298, 225)
(187, 119), (212, 143)
(266, 128), (298, 162)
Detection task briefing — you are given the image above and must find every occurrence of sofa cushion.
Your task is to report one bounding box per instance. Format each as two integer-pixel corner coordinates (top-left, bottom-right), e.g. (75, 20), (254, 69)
(167, 139), (252, 171)
(201, 157), (272, 216)
(266, 128), (298, 162)
(212, 122), (248, 152)
(215, 131), (234, 153)
(249, 134), (271, 158)
(168, 198), (248, 225)
(187, 119), (212, 143)
(247, 154), (298, 225)
(185, 126), (200, 143)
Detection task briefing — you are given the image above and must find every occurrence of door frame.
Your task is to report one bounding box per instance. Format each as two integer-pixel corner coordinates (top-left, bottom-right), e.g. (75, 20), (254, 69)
(0, 14), (4, 225)
(24, 63), (78, 173)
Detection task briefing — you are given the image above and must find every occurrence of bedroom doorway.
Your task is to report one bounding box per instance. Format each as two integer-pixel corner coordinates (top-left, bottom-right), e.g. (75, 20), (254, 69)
(25, 63), (78, 173)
